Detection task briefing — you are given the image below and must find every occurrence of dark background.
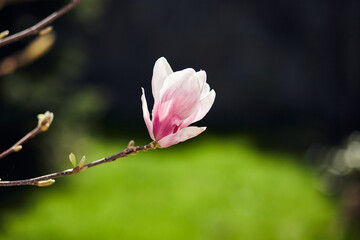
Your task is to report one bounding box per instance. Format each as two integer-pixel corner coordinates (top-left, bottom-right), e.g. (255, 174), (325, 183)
(1, 0), (360, 150)
(0, 0), (360, 201)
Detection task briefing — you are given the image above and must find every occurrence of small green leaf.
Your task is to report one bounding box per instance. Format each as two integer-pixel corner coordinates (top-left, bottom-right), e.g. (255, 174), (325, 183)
(69, 153), (77, 168)
(78, 156), (86, 168)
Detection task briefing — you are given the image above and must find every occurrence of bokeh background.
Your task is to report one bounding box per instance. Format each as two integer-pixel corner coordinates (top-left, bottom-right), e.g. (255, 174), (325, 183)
(1, 0), (360, 239)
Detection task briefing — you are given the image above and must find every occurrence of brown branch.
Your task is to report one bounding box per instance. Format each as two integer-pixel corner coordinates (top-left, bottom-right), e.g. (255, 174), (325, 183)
(0, 141), (158, 187)
(0, 0), (81, 48)
(0, 32), (55, 77)
(0, 111), (54, 159)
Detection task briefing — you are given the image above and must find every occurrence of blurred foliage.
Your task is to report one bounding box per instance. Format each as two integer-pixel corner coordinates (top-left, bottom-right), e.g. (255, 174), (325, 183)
(308, 132), (360, 240)
(0, 137), (342, 240)
(73, 0), (106, 25)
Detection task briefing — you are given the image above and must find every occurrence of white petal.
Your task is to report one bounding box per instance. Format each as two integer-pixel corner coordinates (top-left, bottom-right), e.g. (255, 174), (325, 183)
(169, 70), (207, 129)
(141, 88), (155, 140)
(152, 57), (173, 103)
(201, 83), (210, 99)
(195, 70), (207, 91)
(159, 68), (197, 99)
(193, 89), (216, 123)
(158, 126), (207, 148)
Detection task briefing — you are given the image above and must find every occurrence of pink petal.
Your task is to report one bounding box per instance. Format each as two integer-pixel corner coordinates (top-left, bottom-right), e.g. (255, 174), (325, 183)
(141, 88), (155, 140)
(158, 126), (207, 148)
(152, 57), (173, 103)
(152, 70), (201, 140)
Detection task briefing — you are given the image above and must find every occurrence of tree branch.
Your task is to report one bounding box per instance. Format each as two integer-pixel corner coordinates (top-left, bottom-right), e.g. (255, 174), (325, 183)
(0, 31), (55, 77)
(0, 141), (158, 187)
(0, 0), (81, 48)
(0, 111), (54, 160)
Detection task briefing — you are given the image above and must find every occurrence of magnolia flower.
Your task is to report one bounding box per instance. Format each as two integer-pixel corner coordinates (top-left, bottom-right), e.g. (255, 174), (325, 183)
(141, 57), (216, 148)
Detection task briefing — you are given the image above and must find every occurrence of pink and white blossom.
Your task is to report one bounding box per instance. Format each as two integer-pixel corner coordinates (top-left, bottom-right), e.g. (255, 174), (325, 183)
(141, 57), (216, 147)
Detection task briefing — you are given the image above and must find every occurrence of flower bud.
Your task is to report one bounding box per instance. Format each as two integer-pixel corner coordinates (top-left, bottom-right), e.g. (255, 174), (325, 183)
(38, 111), (54, 131)
(37, 179), (55, 187)
(0, 30), (9, 40)
(13, 145), (22, 152)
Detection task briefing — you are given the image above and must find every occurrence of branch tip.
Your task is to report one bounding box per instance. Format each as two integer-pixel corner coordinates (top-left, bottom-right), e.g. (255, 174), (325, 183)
(38, 111), (54, 132)
(0, 111), (54, 160)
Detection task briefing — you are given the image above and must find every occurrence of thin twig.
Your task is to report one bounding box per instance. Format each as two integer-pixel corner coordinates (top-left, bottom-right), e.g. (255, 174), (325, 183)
(0, 141), (158, 187)
(0, 125), (41, 159)
(0, 111), (54, 160)
(0, 0), (81, 48)
(0, 32), (56, 77)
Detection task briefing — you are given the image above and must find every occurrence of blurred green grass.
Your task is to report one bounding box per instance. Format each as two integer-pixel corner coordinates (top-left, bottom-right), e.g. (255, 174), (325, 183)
(0, 137), (341, 240)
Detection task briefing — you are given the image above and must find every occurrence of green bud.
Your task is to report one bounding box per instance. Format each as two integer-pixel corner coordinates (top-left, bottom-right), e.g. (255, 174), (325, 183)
(69, 152), (77, 168)
(0, 30), (9, 40)
(13, 145), (22, 152)
(37, 179), (55, 187)
(78, 156), (86, 168)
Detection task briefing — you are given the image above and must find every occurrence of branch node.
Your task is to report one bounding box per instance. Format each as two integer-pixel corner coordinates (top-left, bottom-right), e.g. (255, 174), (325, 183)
(78, 166), (88, 173)
(72, 165), (88, 174)
(150, 141), (158, 149)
